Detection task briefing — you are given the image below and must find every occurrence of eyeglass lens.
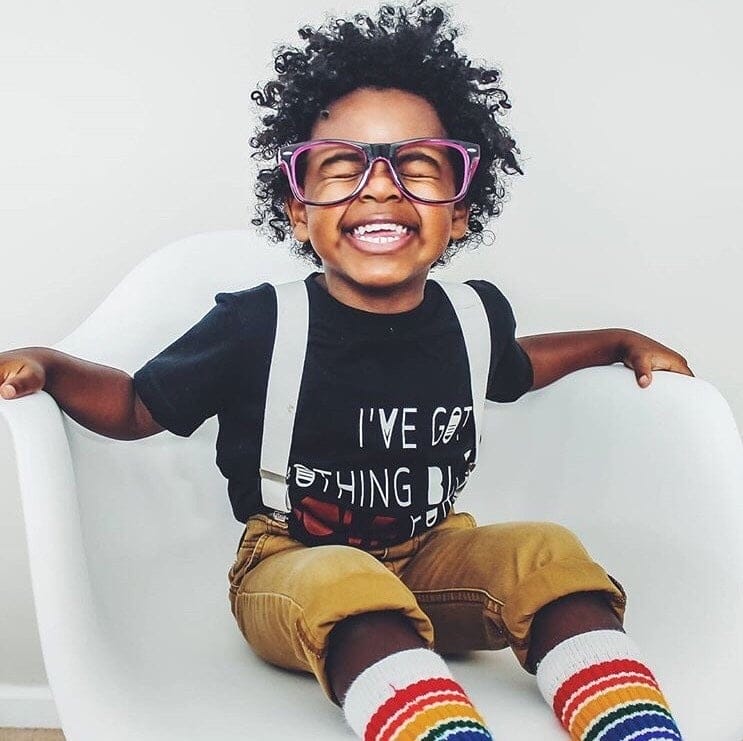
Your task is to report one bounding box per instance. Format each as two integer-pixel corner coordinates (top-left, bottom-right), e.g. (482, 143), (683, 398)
(293, 142), (467, 204)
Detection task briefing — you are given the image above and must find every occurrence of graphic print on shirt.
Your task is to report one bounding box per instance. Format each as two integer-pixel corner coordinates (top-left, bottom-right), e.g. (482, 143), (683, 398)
(288, 402), (477, 548)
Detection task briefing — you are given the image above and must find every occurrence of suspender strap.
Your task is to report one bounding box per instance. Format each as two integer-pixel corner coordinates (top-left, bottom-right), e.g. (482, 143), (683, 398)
(259, 280), (309, 512)
(432, 281), (492, 468)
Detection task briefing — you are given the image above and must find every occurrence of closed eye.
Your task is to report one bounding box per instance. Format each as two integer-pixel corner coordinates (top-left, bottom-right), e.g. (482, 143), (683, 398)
(396, 152), (442, 178)
(319, 152), (366, 177)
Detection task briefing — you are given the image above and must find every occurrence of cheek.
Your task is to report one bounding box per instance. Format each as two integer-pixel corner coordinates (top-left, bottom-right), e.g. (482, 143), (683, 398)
(306, 208), (346, 239)
(419, 207), (457, 237)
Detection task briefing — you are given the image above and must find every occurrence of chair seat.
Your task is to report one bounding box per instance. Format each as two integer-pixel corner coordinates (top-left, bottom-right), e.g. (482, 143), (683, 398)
(88, 530), (566, 739)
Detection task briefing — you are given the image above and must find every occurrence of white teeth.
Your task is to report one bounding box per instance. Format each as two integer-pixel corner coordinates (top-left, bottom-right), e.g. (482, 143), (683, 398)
(351, 222), (410, 237)
(356, 235), (400, 244)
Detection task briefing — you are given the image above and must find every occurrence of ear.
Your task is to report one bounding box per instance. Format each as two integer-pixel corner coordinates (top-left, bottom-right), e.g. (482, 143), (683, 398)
(449, 200), (470, 240)
(284, 196), (309, 243)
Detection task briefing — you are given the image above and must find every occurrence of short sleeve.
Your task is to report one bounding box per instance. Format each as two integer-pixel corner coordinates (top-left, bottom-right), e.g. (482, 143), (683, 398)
(133, 293), (241, 437)
(466, 280), (534, 403)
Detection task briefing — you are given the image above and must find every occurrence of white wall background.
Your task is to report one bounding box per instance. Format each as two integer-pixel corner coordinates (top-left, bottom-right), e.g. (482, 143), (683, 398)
(1, 0), (741, 715)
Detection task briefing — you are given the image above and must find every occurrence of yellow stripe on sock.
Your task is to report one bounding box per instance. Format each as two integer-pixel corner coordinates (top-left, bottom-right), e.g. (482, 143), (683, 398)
(391, 700), (486, 740)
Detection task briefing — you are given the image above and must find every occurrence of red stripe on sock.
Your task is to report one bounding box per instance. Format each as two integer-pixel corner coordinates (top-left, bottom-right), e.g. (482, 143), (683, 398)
(376, 692), (472, 741)
(552, 659), (657, 718)
(365, 677), (468, 741)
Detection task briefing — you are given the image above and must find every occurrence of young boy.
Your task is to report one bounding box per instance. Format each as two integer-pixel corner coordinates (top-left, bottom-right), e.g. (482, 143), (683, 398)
(0, 4), (693, 740)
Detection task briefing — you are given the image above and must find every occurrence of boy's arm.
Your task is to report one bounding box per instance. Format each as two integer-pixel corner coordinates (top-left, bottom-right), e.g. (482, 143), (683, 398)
(517, 328), (694, 391)
(0, 347), (164, 440)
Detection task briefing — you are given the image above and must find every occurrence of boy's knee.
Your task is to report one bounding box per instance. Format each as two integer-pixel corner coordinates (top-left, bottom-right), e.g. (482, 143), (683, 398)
(302, 545), (382, 584)
(496, 522), (592, 578)
(529, 522), (592, 564)
(498, 522), (627, 664)
(300, 549), (434, 643)
(301, 547), (407, 606)
(510, 521), (621, 605)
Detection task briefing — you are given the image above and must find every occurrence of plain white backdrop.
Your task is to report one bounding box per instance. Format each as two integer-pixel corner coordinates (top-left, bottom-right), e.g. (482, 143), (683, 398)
(1, 0), (741, 713)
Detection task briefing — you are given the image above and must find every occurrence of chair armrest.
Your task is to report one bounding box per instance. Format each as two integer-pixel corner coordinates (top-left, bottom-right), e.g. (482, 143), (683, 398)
(0, 394), (85, 618)
(0, 393), (145, 740)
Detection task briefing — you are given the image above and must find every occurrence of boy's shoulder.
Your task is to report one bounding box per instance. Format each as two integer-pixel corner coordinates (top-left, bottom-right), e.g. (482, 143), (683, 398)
(214, 280), (277, 314)
(215, 275), (315, 309)
(455, 279), (519, 333)
(460, 278), (512, 310)
(210, 281), (279, 340)
(216, 279), (275, 302)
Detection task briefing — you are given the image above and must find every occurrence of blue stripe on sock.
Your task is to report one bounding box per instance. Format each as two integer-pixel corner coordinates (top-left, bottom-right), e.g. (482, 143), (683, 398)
(436, 730), (493, 740)
(621, 731), (683, 741)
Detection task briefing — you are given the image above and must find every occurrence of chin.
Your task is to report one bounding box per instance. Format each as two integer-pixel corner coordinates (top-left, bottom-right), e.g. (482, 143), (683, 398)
(351, 270), (421, 292)
(349, 259), (428, 284)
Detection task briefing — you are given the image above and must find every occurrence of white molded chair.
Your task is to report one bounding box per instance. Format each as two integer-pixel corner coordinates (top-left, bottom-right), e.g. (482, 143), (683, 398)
(2, 230), (742, 740)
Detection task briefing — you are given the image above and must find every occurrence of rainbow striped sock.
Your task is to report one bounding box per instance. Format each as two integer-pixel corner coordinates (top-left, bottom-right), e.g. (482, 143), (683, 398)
(342, 647), (494, 740)
(536, 629), (683, 740)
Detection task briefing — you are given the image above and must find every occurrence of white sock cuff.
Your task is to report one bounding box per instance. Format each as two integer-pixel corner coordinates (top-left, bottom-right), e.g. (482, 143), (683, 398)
(342, 647), (452, 737)
(535, 629), (646, 704)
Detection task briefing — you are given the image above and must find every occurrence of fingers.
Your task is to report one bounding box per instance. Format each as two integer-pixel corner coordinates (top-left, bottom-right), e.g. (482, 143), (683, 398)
(631, 362), (653, 388)
(0, 365), (43, 400)
(664, 356), (695, 378)
(626, 358), (695, 389)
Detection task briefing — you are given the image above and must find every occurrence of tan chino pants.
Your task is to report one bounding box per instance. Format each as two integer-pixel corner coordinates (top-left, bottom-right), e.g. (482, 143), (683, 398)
(227, 510), (627, 703)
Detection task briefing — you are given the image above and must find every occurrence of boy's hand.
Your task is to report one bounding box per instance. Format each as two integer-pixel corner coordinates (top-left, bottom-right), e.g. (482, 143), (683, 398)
(618, 331), (695, 388)
(0, 347), (163, 439)
(0, 350), (47, 399)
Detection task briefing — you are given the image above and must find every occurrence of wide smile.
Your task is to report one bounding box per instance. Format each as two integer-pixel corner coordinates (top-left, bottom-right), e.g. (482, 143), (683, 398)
(343, 222), (416, 254)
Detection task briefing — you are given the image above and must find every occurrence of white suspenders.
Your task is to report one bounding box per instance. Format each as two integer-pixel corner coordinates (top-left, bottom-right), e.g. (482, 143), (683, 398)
(259, 281), (310, 512)
(258, 279), (491, 513)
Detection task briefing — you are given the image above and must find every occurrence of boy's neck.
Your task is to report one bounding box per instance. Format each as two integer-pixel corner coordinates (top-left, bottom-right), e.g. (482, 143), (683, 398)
(314, 273), (427, 314)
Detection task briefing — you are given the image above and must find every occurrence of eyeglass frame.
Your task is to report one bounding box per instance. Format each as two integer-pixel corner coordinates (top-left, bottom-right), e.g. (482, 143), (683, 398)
(277, 137), (481, 206)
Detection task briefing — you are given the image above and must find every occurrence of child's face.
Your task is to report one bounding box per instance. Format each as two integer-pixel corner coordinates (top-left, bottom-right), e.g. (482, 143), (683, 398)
(285, 87), (469, 301)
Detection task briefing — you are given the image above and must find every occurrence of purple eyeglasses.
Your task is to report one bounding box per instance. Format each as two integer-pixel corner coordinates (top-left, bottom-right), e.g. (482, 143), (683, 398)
(277, 138), (481, 206)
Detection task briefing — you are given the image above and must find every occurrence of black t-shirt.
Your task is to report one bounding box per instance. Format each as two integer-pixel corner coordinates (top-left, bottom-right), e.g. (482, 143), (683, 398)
(133, 271), (533, 548)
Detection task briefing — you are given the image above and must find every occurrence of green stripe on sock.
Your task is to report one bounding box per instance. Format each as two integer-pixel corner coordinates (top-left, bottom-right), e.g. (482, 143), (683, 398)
(420, 718), (491, 741)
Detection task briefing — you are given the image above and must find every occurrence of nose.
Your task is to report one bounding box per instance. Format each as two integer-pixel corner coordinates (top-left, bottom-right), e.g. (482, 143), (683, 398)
(358, 158), (403, 202)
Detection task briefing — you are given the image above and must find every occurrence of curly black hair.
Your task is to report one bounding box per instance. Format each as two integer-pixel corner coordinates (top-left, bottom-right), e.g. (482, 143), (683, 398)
(249, 1), (524, 267)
